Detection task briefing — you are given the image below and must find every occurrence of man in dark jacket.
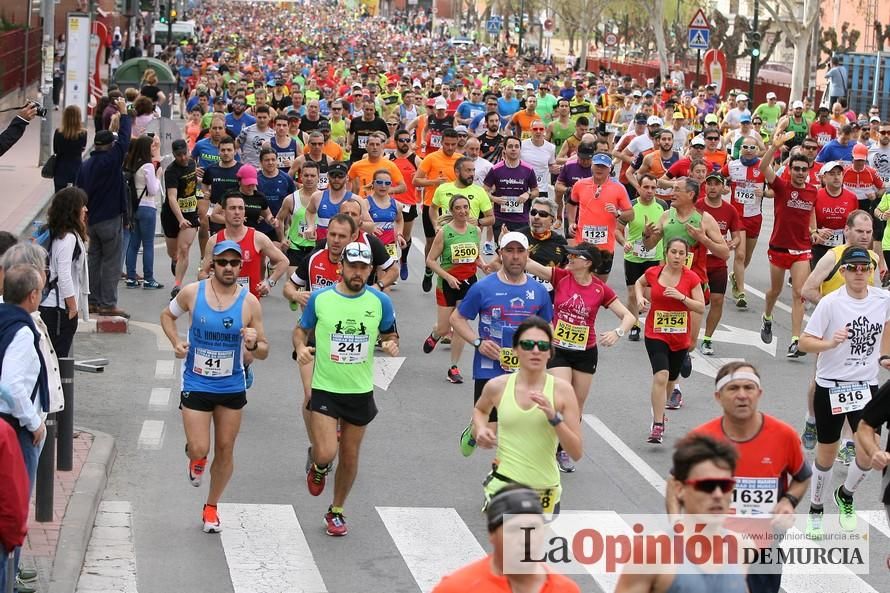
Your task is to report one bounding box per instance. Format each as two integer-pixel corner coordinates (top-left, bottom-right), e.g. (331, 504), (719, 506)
(0, 104), (37, 157)
(76, 96), (131, 317)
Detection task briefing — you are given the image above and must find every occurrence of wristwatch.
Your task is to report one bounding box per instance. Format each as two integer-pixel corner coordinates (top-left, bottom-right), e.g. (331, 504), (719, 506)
(614, 327), (625, 338)
(377, 281), (385, 290)
(548, 412), (564, 427)
(473, 337), (483, 349)
(266, 278), (277, 287)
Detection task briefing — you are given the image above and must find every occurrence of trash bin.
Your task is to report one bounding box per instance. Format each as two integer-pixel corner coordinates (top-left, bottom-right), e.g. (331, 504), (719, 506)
(113, 58), (177, 118)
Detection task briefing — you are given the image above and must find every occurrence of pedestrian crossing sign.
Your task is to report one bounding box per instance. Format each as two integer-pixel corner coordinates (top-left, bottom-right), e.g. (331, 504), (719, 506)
(688, 28), (709, 50)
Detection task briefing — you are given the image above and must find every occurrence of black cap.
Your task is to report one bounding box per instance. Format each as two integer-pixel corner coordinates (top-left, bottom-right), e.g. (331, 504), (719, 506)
(840, 246), (871, 265)
(705, 173), (725, 184)
(328, 162), (348, 175)
(565, 242), (601, 261)
(172, 139), (189, 155)
(317, 120), (331, 130)
(577, 142), (596, 158)
(486, 487), (543, 532)
(94, 130), (115, 146)
(634, 113), (648, 124)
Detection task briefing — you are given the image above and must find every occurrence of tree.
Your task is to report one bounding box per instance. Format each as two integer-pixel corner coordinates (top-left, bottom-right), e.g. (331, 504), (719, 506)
(552, 0), (604, 62)
(759, 0), (820, 101)
(875, 21), (890, 51)
(818, 23), (861, 69)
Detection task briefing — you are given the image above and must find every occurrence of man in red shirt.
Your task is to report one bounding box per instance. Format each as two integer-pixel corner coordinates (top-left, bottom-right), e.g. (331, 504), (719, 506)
(0, 416), (29, 593)
(696, 174), (742, 356)
(685, 361), (811, 593)
(809, 107), (837, 147)
(811, 161), (859, 265)
(758, 133), (819, 358)
(431, 485), (580, 593)
(844, 143), (885, 263)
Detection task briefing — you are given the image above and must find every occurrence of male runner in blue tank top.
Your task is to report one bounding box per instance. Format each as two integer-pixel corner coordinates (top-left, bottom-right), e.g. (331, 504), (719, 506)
(160, 240), (268, 534)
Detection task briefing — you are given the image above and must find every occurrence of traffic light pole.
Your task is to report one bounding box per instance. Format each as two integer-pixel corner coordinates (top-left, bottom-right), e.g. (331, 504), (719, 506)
(167, 3), (173, 46)
(517, 0), (524, 55)
(748, 0), (759, 101)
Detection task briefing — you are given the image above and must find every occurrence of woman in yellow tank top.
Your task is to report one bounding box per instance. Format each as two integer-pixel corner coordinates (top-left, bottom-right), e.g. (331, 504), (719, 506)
(472, 316), (582, 514)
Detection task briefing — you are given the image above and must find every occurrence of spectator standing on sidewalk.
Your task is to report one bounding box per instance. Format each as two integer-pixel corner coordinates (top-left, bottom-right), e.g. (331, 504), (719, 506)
(0, 390), (29, 593)
(52, 105), (87, 191)
(123, 136), (163, 291)
(39, 187), (90, 357)
(76, 96), (131, 318)
(0, 104), (37, 157)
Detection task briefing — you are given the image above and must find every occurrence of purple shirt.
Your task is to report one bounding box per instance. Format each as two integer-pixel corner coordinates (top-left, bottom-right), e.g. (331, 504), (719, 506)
(556, 162), (592, 190)
(483, 160), (539, 224)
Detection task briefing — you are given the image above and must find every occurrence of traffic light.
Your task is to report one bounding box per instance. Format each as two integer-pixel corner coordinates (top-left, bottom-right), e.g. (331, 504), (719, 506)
(747, 30), (762, 59)
(170, 7), (177, 23)
(159, 4), (167, 23)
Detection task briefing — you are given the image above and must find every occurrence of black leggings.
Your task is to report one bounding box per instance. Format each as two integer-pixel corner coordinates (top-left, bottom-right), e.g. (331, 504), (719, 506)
(39, 306), (78, 358)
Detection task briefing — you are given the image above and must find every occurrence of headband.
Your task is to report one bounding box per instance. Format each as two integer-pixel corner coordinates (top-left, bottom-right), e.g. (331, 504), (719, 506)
(715, 371), (761, 392)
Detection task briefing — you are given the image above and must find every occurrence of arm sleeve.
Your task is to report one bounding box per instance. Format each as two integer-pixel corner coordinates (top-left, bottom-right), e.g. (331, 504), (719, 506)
(0, 329), (42, 432)
(0, 117), (28, 157)
(299, 292), (318, 329)
(456, 283), (481, 321)
(378, 293), (397, 333)
(54, 233), (78, 301)
(802, 297), (829, 338)
(143, 163), (161, 196)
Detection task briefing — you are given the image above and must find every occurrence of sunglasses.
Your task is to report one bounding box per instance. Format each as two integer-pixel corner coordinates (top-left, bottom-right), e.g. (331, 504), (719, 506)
(214, 258), (242, 268)
(397, 137), (410, 142)
(790, 166), (810, 172)
(517, 339), (552, 352)
(387, 122), (399, 126)
(705, 136), (719, 141)
(529, 208), (552, 218)
(844, 263), (873, 273)
(374, 179), (392, 186)
(802, 145), (819, 150)
(344, 246), (372, 259)
(531, 127), (545, 131)
(752, 121), (762, 125)
(684, 478), (736, 494)
(741, 145), (757, 150)
(880, 131), (890, 135)
(328, 172), (347, 178)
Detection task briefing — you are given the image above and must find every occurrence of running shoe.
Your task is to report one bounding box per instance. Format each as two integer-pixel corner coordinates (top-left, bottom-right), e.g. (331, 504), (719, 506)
(729, 272), (740, 300)
(202, 504), (221, 533)
(400, 263), (409, 281)
(245, 365), (254, 389)
(736, 293), (748, 309)
(440, 333), (452, 345)
(786, 340), (805, 358)
(556, 450), (575, 473)
(805, 510), (824, 539)
(125, 278), (140, 289)
(171, 285), (182, 299)
(679, 353), (692, 378)
(324, 507), (348, 536)
(305, 446), (313, 474)
(447, 365), (464, 384)
(307, 463), (329, 496)
(834, 486), (857, 532)
(666, 387), (683, 410)
(422, 270), (433, 293)
(459, 423), (476, 457)
(143, 279), (164, 289)
(14, 576), (36, 593)
(647, 423), (665, 444)
(482, 241), (495, 256)
(628, 325), (641, 342)
(836, 441), (854, 466)
(844, 441), (856, 464)
(422, 332), (440, 353)
(760, 316), (772, 344)
(187, 446), (207, 487)
(699, 340), (714, 356)
(801, 421), (817, 450)
(18, 568), (37, 582)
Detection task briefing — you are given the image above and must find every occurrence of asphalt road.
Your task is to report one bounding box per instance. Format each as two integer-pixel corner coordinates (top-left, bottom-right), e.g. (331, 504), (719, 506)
(67, 202), (890, 593)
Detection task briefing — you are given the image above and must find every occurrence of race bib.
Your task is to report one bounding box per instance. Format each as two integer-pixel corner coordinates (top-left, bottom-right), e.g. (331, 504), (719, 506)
(429, 133), (443, 148)
(499, 347), (519, 371)
(735, 187), (755, 205)
(385, 243), (398, 258)
(329, 333), (370, 364)
(829, 382), (872, 415)
(317, 173), (329, 189)
(358, 135), (369, 149)
(684, 252), (694, 269)
(450, 242), (478, 264)
(605, 123), (621, 135)
(236, 276), (250, 288)
(633, 239), (656, 259)
(824, 229), (844, 247)
(731, 477), (778, 515)
(554, 319), (590, 351)
(192, 348), (235, 377)
(582, 225), (608, 245)
(536, 486), (559, 513)
(653, 310), (688, 334)
(535, 172), (545, 186)
(178, 195), (198, 212)
(501, 199), (523, 213)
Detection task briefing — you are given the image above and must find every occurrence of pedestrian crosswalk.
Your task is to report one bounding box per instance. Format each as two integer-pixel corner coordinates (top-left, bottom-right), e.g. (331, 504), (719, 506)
(76, 500), (890, 593)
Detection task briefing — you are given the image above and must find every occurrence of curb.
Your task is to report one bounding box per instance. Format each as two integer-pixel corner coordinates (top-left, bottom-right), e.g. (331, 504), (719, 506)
(47, 428), (117, 593)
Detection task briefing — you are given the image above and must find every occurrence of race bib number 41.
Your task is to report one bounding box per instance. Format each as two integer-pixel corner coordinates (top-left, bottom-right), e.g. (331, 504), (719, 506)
(193, 348), (235, 377)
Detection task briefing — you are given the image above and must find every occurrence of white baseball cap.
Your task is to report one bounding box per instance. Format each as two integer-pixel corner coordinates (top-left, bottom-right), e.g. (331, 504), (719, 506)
(646, 115), (663, 126)
(818, 161), (844, 176)
(766, 92), (777, 99)
(792, 100), (804, 109)
(434, 96), (448, 110)
(736, 93), (749, 101)
(498, 232), (529, 250)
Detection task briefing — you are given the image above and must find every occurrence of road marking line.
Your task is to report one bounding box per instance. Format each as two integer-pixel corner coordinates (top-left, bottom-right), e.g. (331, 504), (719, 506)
(582, 414), (879, 593)
(154, 359), (174, 379)
(218, 503), (327, 593)
(148, 387), (171, 410)
(136, 420), (165, 450)
(857, 509), (890, 540)
(76, 501), (138, 593)
(377, 506), (485, 593)
(130, 320), (174, 352)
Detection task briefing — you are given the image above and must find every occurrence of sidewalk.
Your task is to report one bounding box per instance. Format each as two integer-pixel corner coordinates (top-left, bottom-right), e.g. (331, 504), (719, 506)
(0, 108), (63, 237)
(18, 429), (116, 593)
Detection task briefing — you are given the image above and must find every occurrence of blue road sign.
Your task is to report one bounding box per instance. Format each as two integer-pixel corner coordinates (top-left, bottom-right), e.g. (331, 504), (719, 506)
(487, 17), (502, 34)
(688, 28), (710, 50)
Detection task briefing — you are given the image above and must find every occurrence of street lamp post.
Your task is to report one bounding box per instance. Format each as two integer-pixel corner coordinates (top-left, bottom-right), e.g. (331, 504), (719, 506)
(518, 0), (525, 55)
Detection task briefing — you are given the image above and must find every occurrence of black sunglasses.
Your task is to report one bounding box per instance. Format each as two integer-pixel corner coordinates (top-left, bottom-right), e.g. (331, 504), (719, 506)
(529, 208), (551, 218)
(684, 478), (736, 493)
(213, 258), (242, 268)
(518, 339), (552, 352)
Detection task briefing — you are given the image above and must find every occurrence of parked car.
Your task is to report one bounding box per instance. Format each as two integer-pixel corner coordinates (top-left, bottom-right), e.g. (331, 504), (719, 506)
(757, 62), (792, 86)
